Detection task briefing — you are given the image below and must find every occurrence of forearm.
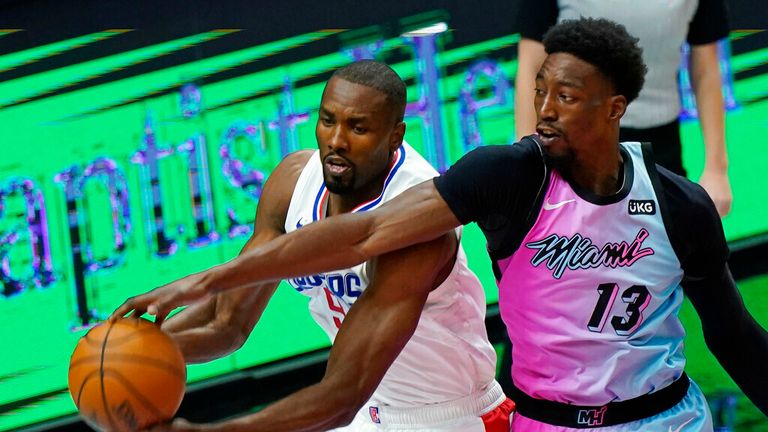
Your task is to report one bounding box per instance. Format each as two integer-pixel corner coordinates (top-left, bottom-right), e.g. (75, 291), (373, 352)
(514, 77), (537, 139)
(167, 325), (242, 364)
(704, 315), (768, 415)
(203, 181), (457, 295)
(205, 212), (373, 293)
(160, 300), (236, 362)
(514, 38), (548, 139)
(691, 43), (728, 172)
(690, 268), (768, 415)
(213, 380), (361, 432)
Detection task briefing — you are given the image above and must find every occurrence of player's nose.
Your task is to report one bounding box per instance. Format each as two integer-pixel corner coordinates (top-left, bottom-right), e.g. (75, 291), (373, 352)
(537, 93), (558, 122)
(326, 125), (349, 152)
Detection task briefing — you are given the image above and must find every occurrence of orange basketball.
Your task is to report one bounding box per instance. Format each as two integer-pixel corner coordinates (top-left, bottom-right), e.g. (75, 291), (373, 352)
(68, 317), (186, 431)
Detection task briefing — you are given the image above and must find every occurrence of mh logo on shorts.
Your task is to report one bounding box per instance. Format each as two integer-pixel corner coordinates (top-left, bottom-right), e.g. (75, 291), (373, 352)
(577, 406), (607, 426)
(369, 406), (381, 423)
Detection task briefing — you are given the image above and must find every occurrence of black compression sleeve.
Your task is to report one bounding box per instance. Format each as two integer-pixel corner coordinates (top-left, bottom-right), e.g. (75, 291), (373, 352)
(660, 166), (768, 415)
(516, 0), (559, 41)
(684, 267), (768, 416)
(687, 0), (729, 45)
(433, 139), (546, 258)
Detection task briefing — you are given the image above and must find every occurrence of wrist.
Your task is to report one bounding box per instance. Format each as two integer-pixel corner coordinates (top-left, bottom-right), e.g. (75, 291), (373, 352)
(702, 160), (729, 176)
(217, 416), (258, 432)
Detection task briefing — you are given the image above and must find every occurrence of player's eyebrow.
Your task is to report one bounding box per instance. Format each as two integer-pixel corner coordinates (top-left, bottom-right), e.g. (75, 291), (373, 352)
(319, 106), (334, 118)
(536, 71), (582, 89)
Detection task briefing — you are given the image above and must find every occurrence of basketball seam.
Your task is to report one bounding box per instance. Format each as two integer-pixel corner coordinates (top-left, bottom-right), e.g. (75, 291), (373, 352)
(100, 321), (119, 431)
(68, 355), (102, 369)
(83, 326), (159, 347)
(70, 355), (185, 379)
(74, 370), (101, 407)
(103, 370), (169, 420)
(76, 354), (186, 379)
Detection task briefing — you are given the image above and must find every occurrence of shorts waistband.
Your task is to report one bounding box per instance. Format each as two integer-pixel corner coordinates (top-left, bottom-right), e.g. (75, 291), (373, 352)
(368, 380), (506, 427)
(510, 373), (690, 428)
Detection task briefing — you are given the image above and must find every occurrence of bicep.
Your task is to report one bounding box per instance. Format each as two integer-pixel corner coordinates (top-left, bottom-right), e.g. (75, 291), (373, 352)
(214, 151), (313, 325)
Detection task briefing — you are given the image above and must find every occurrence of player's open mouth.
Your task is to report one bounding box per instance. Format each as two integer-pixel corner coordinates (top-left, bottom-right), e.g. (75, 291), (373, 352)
(536, 127), (562, 146)
(324, 156), (352, 176)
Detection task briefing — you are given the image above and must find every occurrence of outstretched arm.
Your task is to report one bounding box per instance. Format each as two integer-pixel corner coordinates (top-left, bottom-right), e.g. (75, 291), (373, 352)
(690, 41), (732, 216)
(148, 231), (460, 432)
(684, 265), (768, 415)
(114, 150), (311, 363)
(111, 179), (461, 321)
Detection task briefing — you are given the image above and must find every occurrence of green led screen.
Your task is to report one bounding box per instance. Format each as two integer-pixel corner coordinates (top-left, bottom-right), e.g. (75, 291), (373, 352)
(0, 22), (766, 431)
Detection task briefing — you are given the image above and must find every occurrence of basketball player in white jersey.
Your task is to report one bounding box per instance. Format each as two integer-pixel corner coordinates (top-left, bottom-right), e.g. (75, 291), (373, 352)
(120, 60), (513, 431)
(116, 20), (768, 431)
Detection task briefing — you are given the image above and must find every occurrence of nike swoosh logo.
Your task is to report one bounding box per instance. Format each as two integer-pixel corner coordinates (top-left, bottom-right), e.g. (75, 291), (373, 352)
(543, 199), (576, 210)
(668, 417), (694, 432)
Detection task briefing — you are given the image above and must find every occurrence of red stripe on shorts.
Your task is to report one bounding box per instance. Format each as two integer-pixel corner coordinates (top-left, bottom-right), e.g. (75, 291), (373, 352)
(482, 398), (516, 432)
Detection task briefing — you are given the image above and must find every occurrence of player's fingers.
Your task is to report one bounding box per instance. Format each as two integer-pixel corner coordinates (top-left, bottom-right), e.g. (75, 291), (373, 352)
(109, 300), (135, 322)
(153, 310), (167, 326)
(147, 303), (159, 317)
(131, 306), (148, 319)
(147, 303), (172, 326)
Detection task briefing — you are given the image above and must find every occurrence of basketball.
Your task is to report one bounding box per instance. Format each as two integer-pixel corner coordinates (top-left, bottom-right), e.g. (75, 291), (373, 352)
(67, 317), (186, 431)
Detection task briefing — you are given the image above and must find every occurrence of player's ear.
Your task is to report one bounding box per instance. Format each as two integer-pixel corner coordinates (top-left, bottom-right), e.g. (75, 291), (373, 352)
(609, 95), (627, 120)
(390, 120), (406, 151)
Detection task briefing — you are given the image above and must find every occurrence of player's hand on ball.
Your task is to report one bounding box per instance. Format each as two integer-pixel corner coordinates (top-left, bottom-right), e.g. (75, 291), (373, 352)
(110, 272), (210, 325)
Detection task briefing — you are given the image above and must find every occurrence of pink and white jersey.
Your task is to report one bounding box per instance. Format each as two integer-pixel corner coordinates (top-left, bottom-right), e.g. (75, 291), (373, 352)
(497, 142), (686, 405)
(284, 142), (498, 407)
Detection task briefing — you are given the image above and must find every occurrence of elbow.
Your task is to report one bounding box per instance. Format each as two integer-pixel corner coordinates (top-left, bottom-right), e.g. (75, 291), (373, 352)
(317, 377), (371, 428)
(333, 392), (368, 427)
(330, 409), (359, 430)
(223, 323), (250, 353)
(209, 318), (250, 356)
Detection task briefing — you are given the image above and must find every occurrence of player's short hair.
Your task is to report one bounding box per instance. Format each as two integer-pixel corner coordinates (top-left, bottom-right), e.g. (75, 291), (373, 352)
(331, 60), (407, 122)
(543, 17), (647, 104)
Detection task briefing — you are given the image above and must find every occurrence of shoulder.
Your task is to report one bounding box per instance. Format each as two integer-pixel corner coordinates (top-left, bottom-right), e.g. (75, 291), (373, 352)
(453, 138), (544, 175)
(258, 150), (315, 221)
(657, 165), (719, 224)
(265, 149), (315, 190)
(398, 141), (438, 178)
(656, 164), (728, 275)
(277, 149), (314, 177)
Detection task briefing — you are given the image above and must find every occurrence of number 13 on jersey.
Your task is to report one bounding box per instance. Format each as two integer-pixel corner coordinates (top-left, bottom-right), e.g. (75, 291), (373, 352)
(587, 283), (651, 336)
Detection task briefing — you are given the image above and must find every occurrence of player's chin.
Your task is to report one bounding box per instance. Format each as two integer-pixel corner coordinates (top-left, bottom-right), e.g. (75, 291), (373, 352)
(323, 175), (354, 194)
(543, 147), (574, 170)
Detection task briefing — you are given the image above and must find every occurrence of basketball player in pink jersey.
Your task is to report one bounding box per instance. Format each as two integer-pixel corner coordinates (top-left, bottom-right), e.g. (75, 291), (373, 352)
(115, 19), (767, 431)
(115, 60), (513, 431)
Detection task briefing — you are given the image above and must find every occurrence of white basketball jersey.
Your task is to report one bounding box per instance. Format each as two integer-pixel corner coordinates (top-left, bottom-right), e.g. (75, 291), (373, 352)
(284, 142), (498, 407)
